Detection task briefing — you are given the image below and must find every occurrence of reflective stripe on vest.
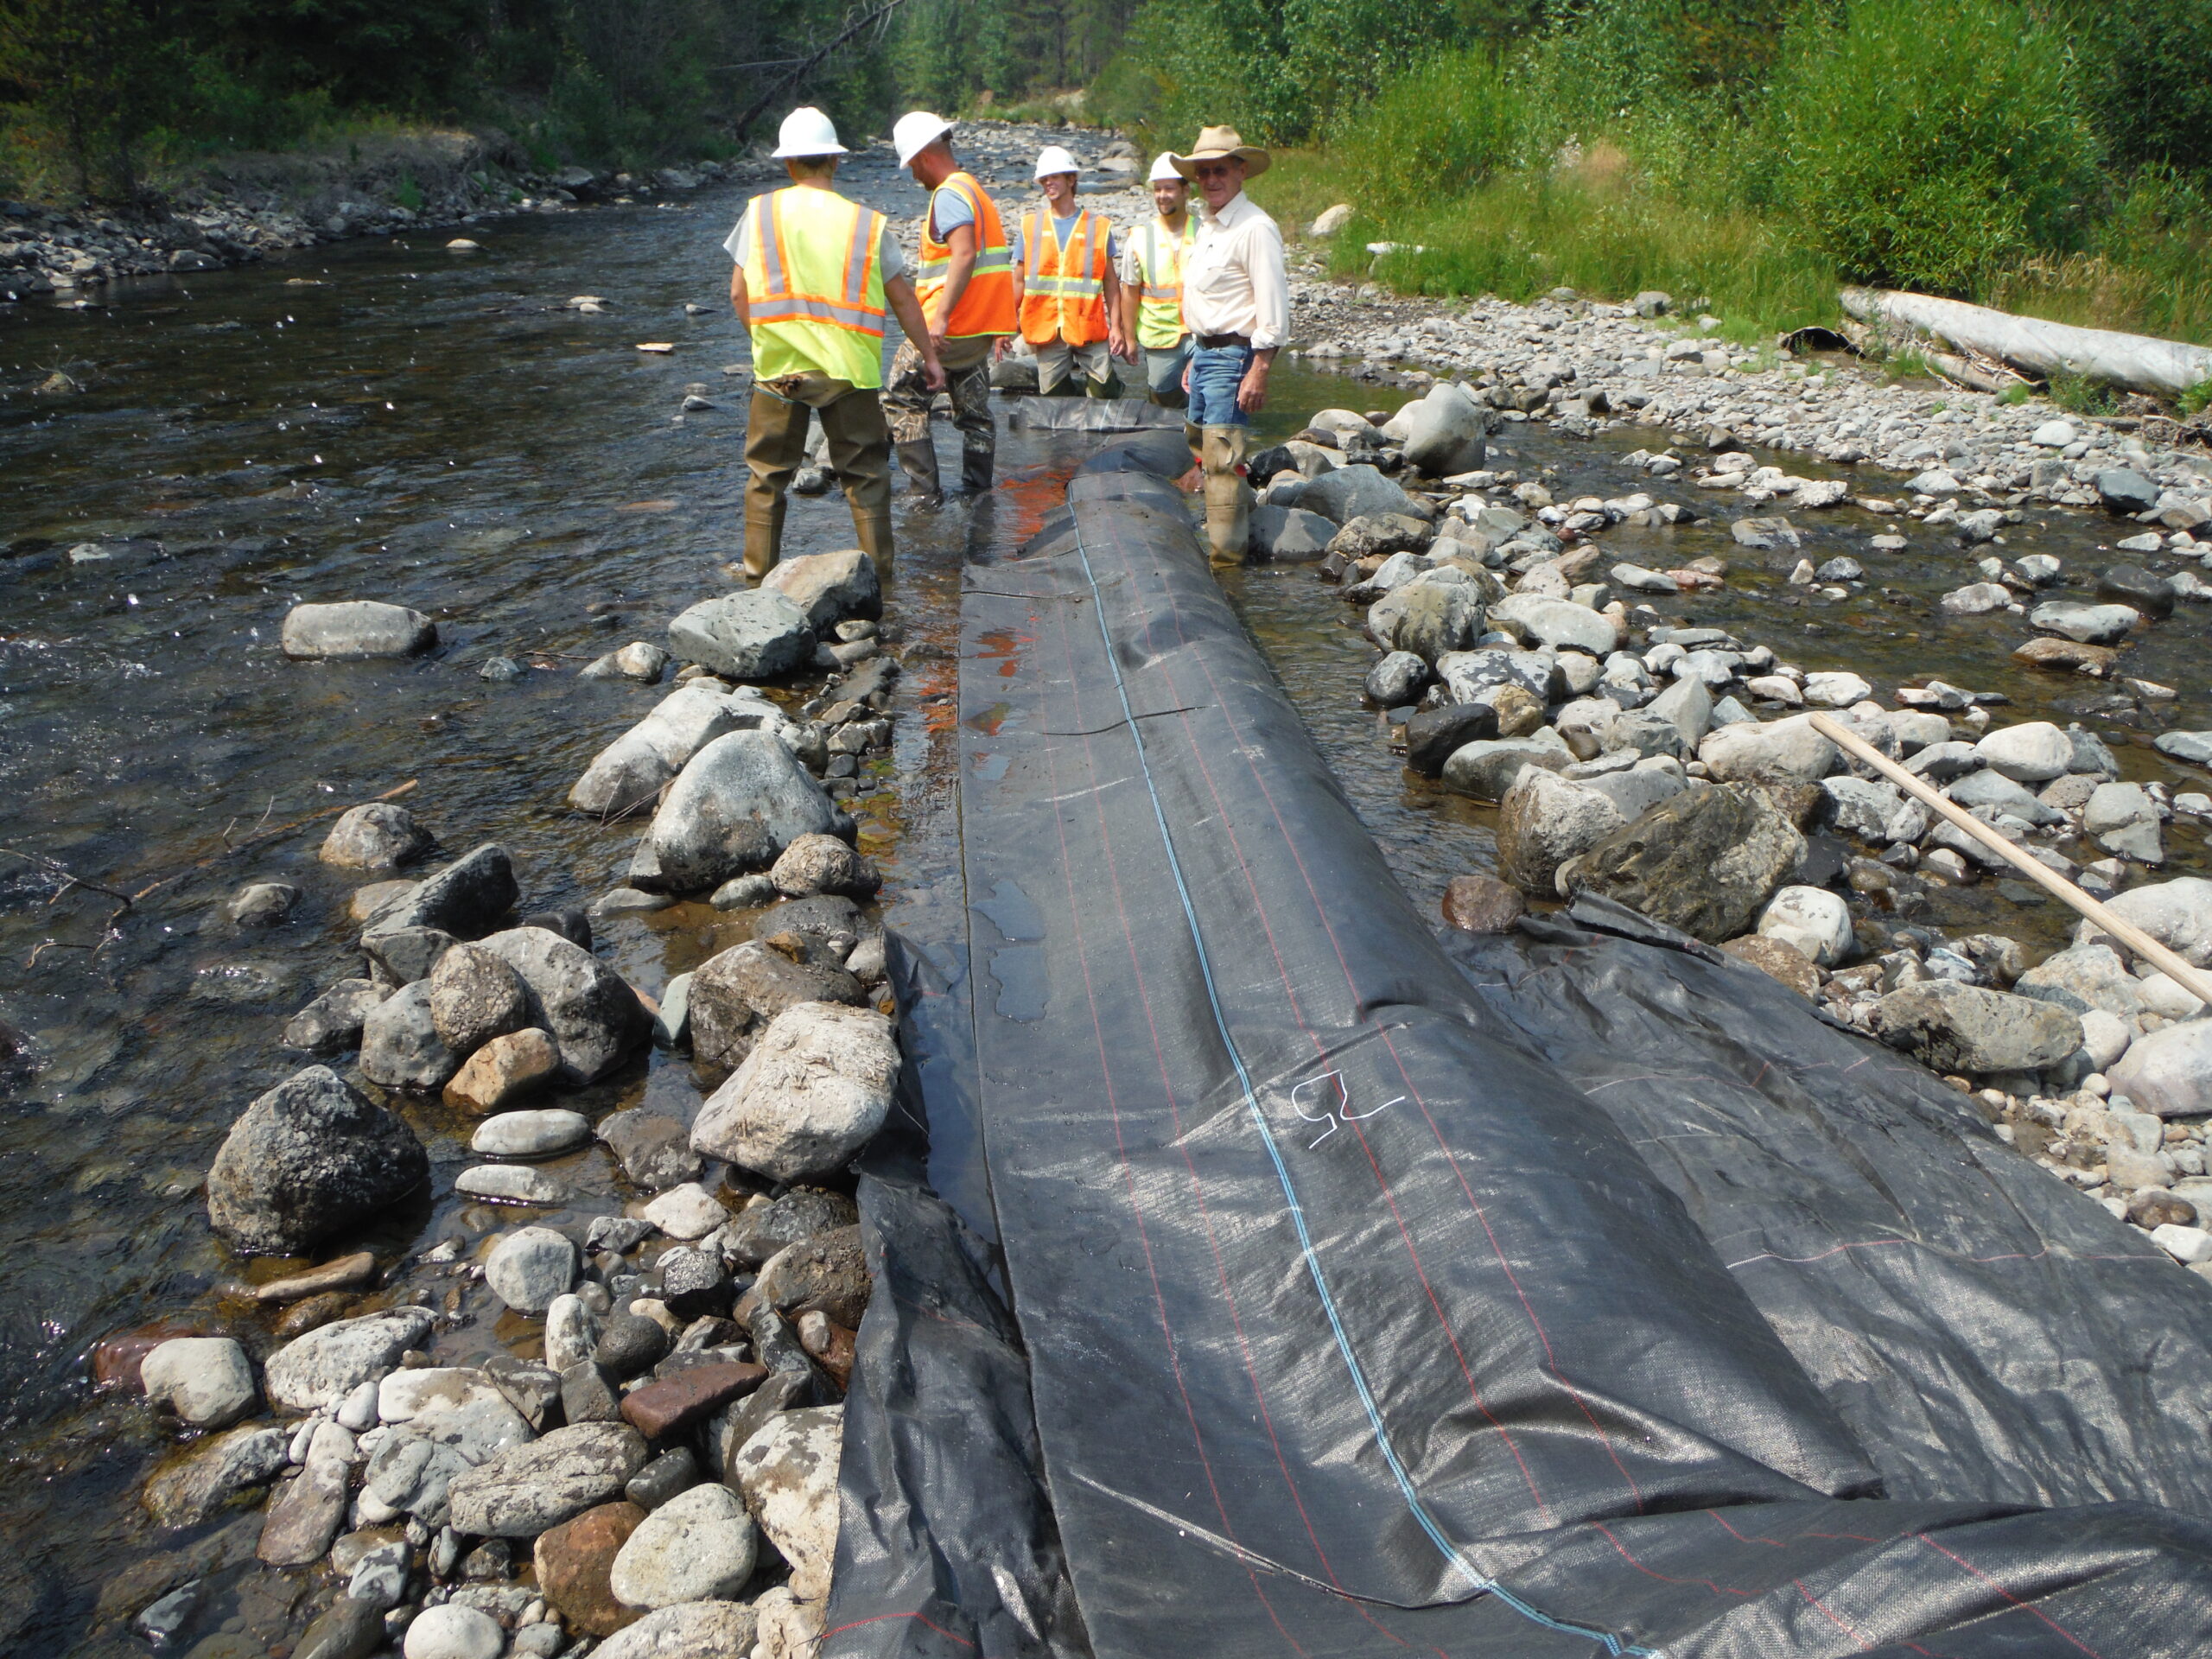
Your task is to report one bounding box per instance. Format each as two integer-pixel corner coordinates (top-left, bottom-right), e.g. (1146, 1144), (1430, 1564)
(1136, 217), (1195, 351)
(741, 187), (889, 388)
(1019, 207), (1109, 347)
(917, 172), (1017, 340)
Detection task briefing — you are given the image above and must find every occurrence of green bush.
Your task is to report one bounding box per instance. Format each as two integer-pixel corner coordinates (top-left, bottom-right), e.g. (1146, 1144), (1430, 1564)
(1327, 48), (1522, 213)
(1767, 0), (2105, 293)
(2059, 0), (2212, 175)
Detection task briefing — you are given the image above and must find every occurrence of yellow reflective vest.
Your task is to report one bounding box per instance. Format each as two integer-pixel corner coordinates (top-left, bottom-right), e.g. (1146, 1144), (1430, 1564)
(1134, 215), (1196, 351)
(740, 185), (889, 389)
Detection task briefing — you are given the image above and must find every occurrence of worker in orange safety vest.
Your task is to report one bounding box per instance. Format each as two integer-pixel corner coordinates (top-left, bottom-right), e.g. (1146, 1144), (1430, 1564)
(1011, 144), (1130, 398)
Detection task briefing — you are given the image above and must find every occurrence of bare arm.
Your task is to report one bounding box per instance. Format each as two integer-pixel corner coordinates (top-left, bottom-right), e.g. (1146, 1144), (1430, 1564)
(729, 264), (748, 327)
(1103, 261), (1130, 361)
(884, 274), (945, 391)
(933, 221), (977, 344)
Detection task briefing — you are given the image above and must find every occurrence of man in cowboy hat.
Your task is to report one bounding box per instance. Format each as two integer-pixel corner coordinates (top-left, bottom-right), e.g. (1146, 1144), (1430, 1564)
(881, 111), (1017, 505)
(1116, 153), (1197, 410)
(726, 106), (944, 576)
(1173, 124), (1288, 569)
(1011, 144), (1130, 397)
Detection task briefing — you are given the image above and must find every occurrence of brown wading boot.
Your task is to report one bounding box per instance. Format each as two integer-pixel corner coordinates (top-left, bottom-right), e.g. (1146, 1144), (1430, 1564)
(742, 499), (785, 581)
(853, 505), (894, 574)
(1201, 425), (1251, 569)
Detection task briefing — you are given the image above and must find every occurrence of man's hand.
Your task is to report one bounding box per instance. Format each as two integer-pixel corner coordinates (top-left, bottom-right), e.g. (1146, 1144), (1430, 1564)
(923, 355), (948, 392)
(994, 336), (1012, 362)
(1108, 323), (1134, 364)
(1236, 358), (1269, 414)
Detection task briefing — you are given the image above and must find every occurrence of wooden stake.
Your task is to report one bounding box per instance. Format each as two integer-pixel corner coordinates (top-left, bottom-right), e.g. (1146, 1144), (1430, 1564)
(1807, 713), (2212, 1008)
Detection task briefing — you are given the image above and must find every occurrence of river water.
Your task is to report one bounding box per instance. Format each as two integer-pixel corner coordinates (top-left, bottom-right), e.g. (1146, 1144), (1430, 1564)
(1, 155), (2206, 1651)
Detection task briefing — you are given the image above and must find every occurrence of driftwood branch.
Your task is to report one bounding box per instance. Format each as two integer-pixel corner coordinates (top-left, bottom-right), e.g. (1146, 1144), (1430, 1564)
(0, 846), (136, 907)
(729, 0), (913, 141)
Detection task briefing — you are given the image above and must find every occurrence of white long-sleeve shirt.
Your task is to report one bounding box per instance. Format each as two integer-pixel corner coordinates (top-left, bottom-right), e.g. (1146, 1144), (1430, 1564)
(1180, 190), (1288, 351)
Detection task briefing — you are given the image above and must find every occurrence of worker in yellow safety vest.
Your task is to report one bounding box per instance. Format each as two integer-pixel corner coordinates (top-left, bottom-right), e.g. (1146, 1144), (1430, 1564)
(1011, 145), (1130, 397)
(726, 106), (944, 576)
(1115, 152), (1198, 410)
(882, 111), (1018, 504)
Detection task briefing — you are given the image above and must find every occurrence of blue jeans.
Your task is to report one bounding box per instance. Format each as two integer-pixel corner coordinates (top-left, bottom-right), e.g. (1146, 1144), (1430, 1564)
(1187, 341), (1254, 429)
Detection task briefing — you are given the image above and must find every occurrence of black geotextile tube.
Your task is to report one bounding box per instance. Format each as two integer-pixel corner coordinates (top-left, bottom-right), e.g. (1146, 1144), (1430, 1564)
(830, 435), (2212, 1658)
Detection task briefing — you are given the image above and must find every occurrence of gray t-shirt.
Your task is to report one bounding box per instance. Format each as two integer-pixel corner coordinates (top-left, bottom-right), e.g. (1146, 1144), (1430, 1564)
(724, 200), (907, 283)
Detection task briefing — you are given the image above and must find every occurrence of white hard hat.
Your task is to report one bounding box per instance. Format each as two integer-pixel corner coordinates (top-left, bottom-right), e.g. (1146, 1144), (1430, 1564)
(1033, 145), (1081, 181)
(894, 111), (954, 168)
(773, 107), (846, 160)
(1148, 151), (1184, 183)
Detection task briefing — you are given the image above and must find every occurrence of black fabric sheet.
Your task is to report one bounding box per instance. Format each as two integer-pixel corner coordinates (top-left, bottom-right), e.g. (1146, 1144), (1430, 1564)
(823, 443), (2212, 1659)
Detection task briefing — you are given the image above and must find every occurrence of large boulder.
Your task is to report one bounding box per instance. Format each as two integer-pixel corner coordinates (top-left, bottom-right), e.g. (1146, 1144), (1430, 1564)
(667, 591), (815, 680)
(569, 684), (798, 819)
(644, 733), (843, 895)
(207, 1065), (429, 1254)
(1494, 769), (1624, 897)
(447, 1422), (650, 1538)
(1297, 464), (1419, 525)
(2082, 877), (2212, 965)
(1867, 981), (2082, 1074)
(1400, 382), (1489, 475)
(1560, 784), (1804, 943)
(1699, 716), (1836, 785)
(1369, 578), (1485, 663)
(1490, 594), (1619, 655)
(2109, 1020), (2212, 1117)
(760, 548), (880, 630)
(264, 1307), (435, 1410)
(282, 601), (436, 660)
(360, 843), (518, 944)
(475, 927), (652, 1084)
(692, 1003), (899, 1181)
(687, 943), (867, 1071)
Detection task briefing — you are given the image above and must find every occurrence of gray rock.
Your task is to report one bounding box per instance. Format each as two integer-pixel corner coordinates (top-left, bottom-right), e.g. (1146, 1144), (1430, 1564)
(645, 732), (843, 895)
(1363, 650), (1428, 706)
(282, 601), (436, 659)
(428, 943), (531, 1054)
(1699, 716), (1836, 785)
(1645, 676), (1713, 747)
(358, 1427), (471, 1526)
(2109, 1021), (2212, 1117)
(1757, 886), (1852, 966)
(141, 1337), (257, 1427)
(688, 940), (866, 1071)
(402, 1603), (505, 1659)
(1867, 981), (2082, 1074)
(1947, 769), (2062, 826)
(1494, 769), (1625, 897)
(349, 1541), (412, 1611)
(2096, 468), (2160, 515)
(473, 1109), (591, 1157)
(484, 1355), (563, 1432)
(668, 590), (816, 680)
(724, 1187), (860, 1268)
(207, 1065), (429, 1254)
(594, 1602), (760, 1659)
(1560, 782), (1805, 943)
(258, 1420), (354, 1566)
(2086, 877), (2212, 965)
(1491, 594), (1619, 655)
(1975, 721), (2072, 782)
(362, 843), (518, 944)
(2154, 730), (2212, 768)
(2016, 944), (2148, 1020)
(595, 1312), (672, 1380)
(770, 832), (879, 899)
(476, 926), (651, 1084)
(569, 683), (790, 818)
(579, 642), (671, 683)
(454, 1163), (569, 1205)
(2085, 782), (2164, 862)
(1940, 582), (2012, 615)
(626, 1447), (702, 1510)
(446, 1422), (649, 1537)
(229, 880), (302, 925)
(1730, 516), (1801, 550)
(281, 978), (386, 1056)
(760, 548), (881, 630)
(1821, 776), (1904, 840)
(293, 1597), (385, 1659)
(544, 1294), (601, 1374)
(1372, 580), (1485, 663)
(359, 980), (463, 1091)
(610, 1482), (756, 1609)
(2029, 601), (2139, 645)
(143, 1424), (292, 1526)
(486, 1226), (579, 1314)
(1400, 381), (1489, 475)
(364, 925), (456, 988)
(1298, 464), (1417, 524)
(731, 1406), (842, 1601)
(692, 1002), (899, 1181)
(597, 1108), (706, 1189)
(1435, 645), (1554, 706)
(1439, 731), (1573, 800)
(264, 1307), (434, 1410)
(1250, 505), (1336, 560)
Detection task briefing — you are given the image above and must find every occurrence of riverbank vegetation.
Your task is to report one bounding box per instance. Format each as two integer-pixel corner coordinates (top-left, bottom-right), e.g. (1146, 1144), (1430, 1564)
(1098, 0), (2212, 348)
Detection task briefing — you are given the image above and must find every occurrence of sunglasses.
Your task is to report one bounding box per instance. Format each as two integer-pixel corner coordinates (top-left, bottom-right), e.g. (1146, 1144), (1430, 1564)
(1192, 162), (1237, 181)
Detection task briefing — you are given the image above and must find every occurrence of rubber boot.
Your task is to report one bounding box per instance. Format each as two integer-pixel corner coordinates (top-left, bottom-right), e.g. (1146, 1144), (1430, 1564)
(742, 497), (785, 581)
(896, 437), (942, 505)
(853, 505), (894, 574)
(961, 446), (995, 495)
(1201, 426), (1251, 569)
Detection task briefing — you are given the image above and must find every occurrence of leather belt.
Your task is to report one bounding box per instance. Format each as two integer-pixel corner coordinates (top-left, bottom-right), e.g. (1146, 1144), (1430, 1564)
(1196, 332), (1251, 348)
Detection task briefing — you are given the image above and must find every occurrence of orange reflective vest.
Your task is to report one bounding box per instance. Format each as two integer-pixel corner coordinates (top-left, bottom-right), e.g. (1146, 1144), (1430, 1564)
(917, 171), (1015, 340)
(1018, 207), (1109, 348)
(739, 185), (888, 388)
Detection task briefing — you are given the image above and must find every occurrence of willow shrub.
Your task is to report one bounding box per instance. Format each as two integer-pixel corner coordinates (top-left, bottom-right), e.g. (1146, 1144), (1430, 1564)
(1325, 48), (1523, 215)
(1767, 0), (2105, 295)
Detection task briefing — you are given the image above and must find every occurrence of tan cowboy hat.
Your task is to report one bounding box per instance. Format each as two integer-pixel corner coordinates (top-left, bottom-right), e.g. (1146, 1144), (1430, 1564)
(1173, 125), (1269, 181)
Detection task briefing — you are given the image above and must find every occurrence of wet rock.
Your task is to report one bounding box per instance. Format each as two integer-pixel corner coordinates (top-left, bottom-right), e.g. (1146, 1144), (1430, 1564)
(253, 1251), (378, 1306)
(229, 880), (302, 925)
(1250, 505), (1336, 560)
(667, 590), (816, 680)
(692, 1002), (899, 1181)
(1399, 381), (1489, 475)
(732, 1406), (842, 1600)
(580, 642), (671, 683)
(282, 601), (437, 659)
(770, 832), (880, 899)
(443, 1027), (561, 1113)
(1373, 579), (1486, 663)
(1560, 784), (1805, 944)
(2014, 635), (2116, 674)
(1440, 732), (1573, 800)
(1730, 515), (1801, 550)
(754, 1225), (869, 1327)
(2155, 730), (2212, 768)
(2084, 782), (2164, 863)
(2109, 1022), (2212, 1118)
(611, 1482), (756, 1610)
(1363, 650), (1428, 706)
(455, 1163), (569, 1205)
(2029, 601), (2139, 645)
(141, 1338), (257, 1427)
(265, 1307), (433, 1410)
(486, 1226), (578, 1314)
(359, 980), (462, 1090)
(403, 1604), (505, 1659)
(724, 1188), (859, 1269)
(760, 548), (881, 630)
(365, 925), (457, 988)
(595, 1601), (760, 1659)
(687, 941), (866, 1071)
(446, 1421), (649, 1537)
(595, 1313), (673, 1381)
(1299, 463), (1419, 524)
(428, 943), (531, 1053)
(533, 1500), (646, 1637)
(294, 1597), (385, 1659)
(569, 683), (783, 818)
(476, 926), (651, 1084)
(2095, 468), (2160, 515)
(2100, 563), (2176, 619)
(473, 1108), (590, 1157)
(1719, 934), (1821, 997)
(1491, 594), (1618, 655)
(645, 732), (843, 894)
(1494, 769), (1624, 898)
(258, 1421), (354, 1566)
(363, 843), (518, 943)
(281, 978), (386, 1056)
(1757, 886), (1852, 966)
(621, 1362), (766, 1439)
(1404, 702), (1500, 775)
(207, 1065), (428, 1255)
(275, 1291), (359, 1341)
(1940, 582), (2012, 615)
(1441, 872), (1526, 933)
(1699, 716), (1836, 785)
(1866, 982), (2082, 1074)
(142, 1424), (292, 1526)
(321, 803), (435, 869)
(596, 1109), (705, 1190)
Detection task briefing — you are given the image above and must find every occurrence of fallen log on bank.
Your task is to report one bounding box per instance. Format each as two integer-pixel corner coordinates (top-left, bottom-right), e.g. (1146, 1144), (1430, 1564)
(1840, 285), (2212, 398)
